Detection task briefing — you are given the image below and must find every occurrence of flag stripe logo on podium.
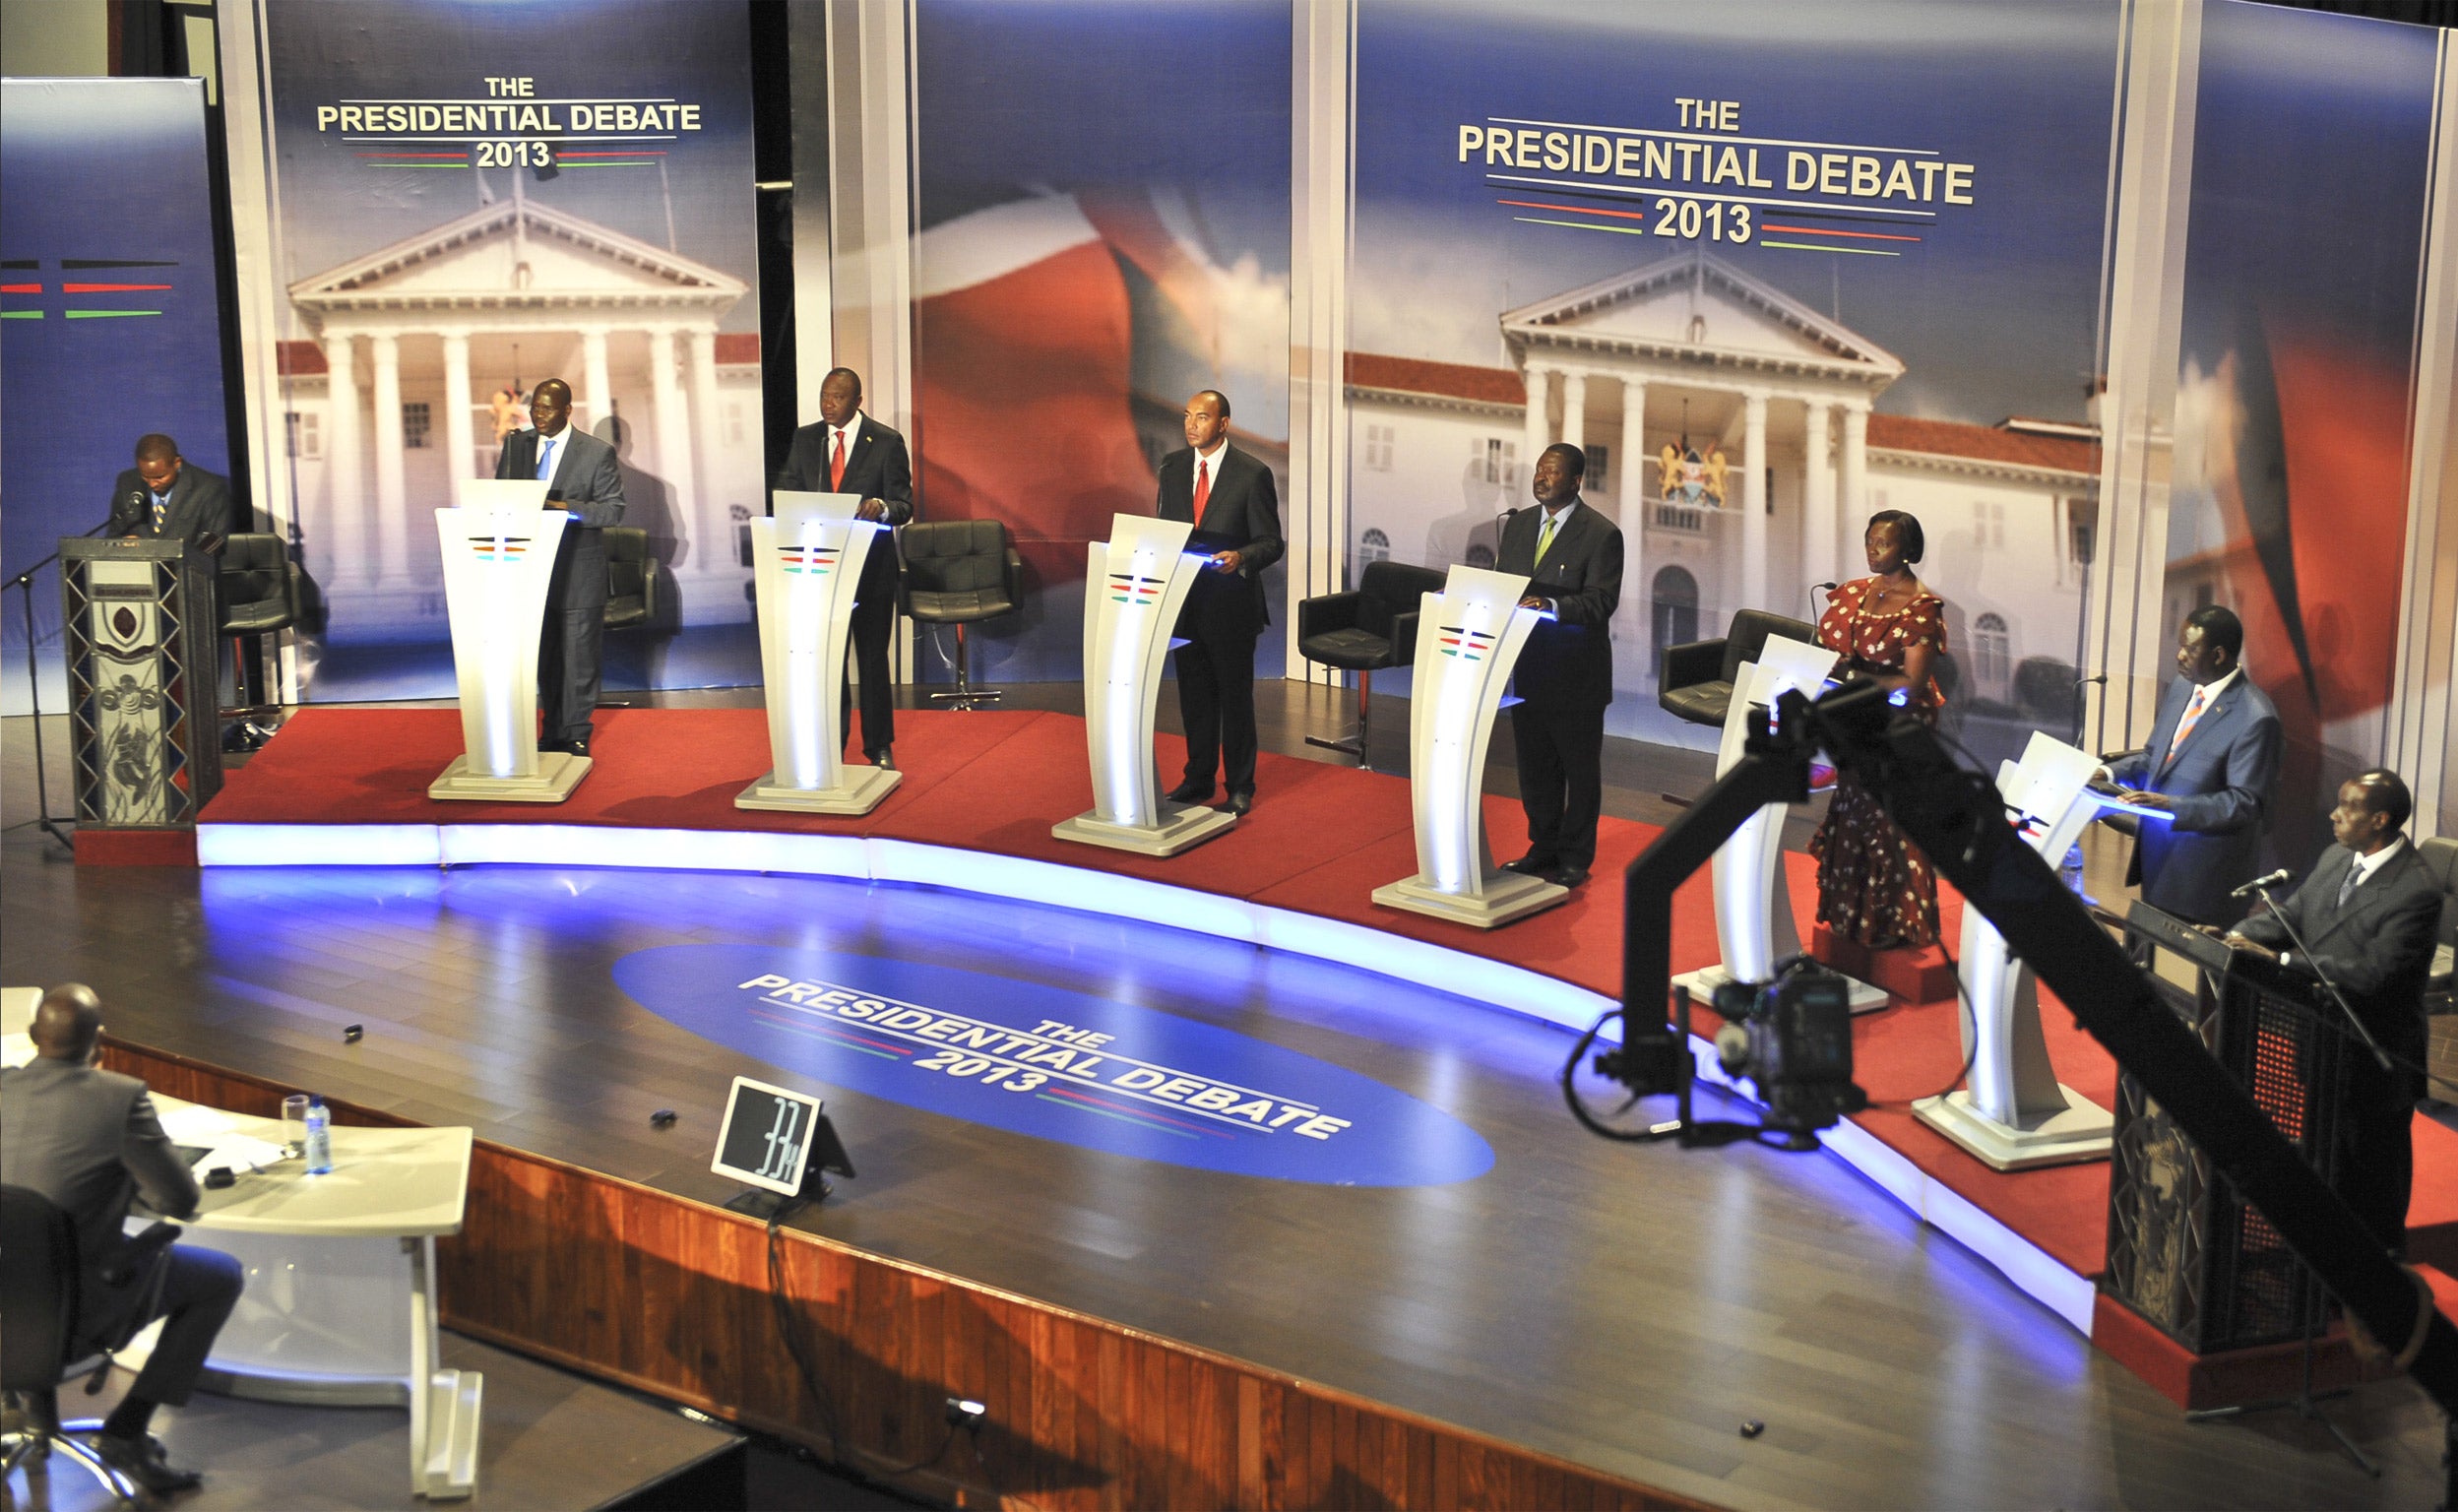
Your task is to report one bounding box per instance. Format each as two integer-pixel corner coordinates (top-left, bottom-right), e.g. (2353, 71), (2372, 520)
(777, 544), (839, 576)
(465, 534), (532, 562)
(1438, 625), (1497, 661)
(1106, 571), (1163, 605)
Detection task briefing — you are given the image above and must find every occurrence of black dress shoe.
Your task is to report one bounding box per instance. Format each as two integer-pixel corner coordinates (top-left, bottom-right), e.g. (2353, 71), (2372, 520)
(95, 1431), (203, 1495)
(868, 747), (896, 771)
(1226, 789), (1254, 817)
(550, 737), (592, 759)
(1166, 780), (1215, 805)
(1544, 864), (1591, 889)
(1501, 854), (1557, 877)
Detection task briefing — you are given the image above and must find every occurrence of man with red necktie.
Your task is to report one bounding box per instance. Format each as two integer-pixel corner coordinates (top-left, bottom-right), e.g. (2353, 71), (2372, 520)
(2098, 604), (2283, 926)
(1155, 390), (1282, 817)
(781, 368), (915, 769)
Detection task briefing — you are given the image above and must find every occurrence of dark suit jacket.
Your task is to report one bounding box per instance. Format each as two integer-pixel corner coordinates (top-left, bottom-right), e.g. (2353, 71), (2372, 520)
(1496, 499), (1623, 711)
(0, 1057), (201, 1337)
(1156, 443), (1283, 636)
(495, 426), (626, 608)
(780, 415), (915, 595)
(2237, 841), (2446, 1102)
(107, 463), (232, 549)
(2106, 672), (2284, 924)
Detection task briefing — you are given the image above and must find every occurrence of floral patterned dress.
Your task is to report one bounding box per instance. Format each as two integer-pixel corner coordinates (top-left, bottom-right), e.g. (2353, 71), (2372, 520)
(1807, 578), (1948, 948)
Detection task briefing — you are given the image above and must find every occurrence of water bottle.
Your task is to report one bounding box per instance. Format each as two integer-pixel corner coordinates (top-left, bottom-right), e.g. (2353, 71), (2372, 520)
(304, 1096), (333, 1175)
(2060, 843), (2088, 901)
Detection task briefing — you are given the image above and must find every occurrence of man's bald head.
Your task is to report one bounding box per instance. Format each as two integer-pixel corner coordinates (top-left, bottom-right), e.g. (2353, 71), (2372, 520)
(32, 982), (103, 1062)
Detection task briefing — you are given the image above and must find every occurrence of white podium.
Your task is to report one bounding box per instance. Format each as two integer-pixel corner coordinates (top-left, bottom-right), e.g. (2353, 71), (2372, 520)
(737, 491), (902, 815)
(1672, 636), (1887, 1012)
(1914, 730), (2114, 1168)
(1052, 513), (1238, 856)
(428, 483), (588, 802)
(1371, 565), (1563, 928)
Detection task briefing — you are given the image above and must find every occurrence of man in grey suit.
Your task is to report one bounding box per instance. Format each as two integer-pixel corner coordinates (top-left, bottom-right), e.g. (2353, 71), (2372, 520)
(494, 379), (626, 756)
(2100, 604), (2283, 926)
(1, 984), (242, 1495)
(107, 433), (231, 553)
(2226, 771), (2445, 1254)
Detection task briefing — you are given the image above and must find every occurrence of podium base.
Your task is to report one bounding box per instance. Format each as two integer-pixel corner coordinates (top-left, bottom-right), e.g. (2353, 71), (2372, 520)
(1371, 868), (1566, 929)
(1051, 801), (1236, 857)
(734, 766), (903, 816)
(427, 751), (591, 803)
(1912, 1085), (2114, 1170)
(1673, 961), (1890, 1014)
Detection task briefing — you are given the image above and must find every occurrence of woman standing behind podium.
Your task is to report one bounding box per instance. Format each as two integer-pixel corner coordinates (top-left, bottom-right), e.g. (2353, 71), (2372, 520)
(1809, 510), (1948, 950)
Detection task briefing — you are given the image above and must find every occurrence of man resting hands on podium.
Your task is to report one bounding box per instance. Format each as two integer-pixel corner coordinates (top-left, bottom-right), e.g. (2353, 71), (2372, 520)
(108, 433), (230, 555)
(495, 380), (625, 758)
(2223, 770), (2442, 1254)
(1157, 390), (1282, 817)
(780, 368), (914, 770)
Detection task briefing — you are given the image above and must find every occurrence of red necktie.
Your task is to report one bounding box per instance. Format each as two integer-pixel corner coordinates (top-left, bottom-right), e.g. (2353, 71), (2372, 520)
(830, 428), (847, 490)
(1192, 458), (1211, 517)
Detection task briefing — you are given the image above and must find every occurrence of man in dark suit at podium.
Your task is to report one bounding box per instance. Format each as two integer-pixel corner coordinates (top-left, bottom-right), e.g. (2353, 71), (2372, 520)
(495, 379), (625, 757)
(780, 368), (914, 770)
(2099, 604), (2282, 925)
(109, 433), (230, 553)
(2225, 770), (2443, 1253)
(1157, 390), (1282, 817)
(1496, 443), (1622, 889)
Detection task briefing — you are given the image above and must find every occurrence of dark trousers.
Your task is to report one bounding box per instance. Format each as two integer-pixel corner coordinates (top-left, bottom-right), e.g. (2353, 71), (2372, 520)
(83, 1245), (244, 1409)
(539, 535), (607, 746)
(841, 586), (896, 757)
(1173, 626), (1260, 796)
(1511, 700), (1606, 870)
(2336, 1075), (2416, 1256)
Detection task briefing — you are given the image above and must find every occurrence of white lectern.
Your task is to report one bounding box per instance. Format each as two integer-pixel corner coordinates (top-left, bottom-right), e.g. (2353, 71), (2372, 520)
(428, 482), (587, 802)
(1052, 513), (1238, 855)
(737, 491), (902, 815)
(1671, 637), (1887, 1012)
(1371, 565), (1563, 928)
(1914, 731), (2114, 1168)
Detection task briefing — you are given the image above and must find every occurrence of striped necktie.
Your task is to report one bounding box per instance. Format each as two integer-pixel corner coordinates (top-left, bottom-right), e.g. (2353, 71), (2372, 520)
(2166, 685), (2208, 762)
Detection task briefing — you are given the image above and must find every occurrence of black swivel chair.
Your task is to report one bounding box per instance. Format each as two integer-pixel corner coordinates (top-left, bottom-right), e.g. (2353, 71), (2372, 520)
(1, 1186), (138, 1501)
(1296, 561), (1448, 770)
(900, 520), (1023, 710)
(2422, 835), (2457, 1015)
(217, 534), (301, 752)
(596, 527), (664, 709)
(1656, 607), (1818, 729)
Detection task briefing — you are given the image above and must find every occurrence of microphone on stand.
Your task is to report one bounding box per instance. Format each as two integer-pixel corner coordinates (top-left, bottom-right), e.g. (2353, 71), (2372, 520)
(1808, 580), (1839, 619)
(2229, 868), (2293, 899)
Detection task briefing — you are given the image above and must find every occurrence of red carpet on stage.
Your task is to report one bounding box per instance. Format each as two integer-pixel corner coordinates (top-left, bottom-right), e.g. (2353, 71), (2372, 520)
(201, 707), (2458, 1370)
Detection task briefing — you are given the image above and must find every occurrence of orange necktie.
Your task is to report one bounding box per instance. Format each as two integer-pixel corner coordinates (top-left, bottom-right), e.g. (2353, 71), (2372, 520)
(830, 429), (847, 490)
(1192, 457), (1211, 517)
(2166, 685), (2208, 763)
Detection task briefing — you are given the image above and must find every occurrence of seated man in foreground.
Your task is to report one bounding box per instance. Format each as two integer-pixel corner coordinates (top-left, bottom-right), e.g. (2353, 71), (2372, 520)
(1, 984), (244, 1495)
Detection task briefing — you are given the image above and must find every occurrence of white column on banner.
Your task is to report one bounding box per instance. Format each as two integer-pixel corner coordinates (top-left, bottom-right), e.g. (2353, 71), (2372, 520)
(320, 332), (365, 585)
(1841, 400), (1870, 569)
(686, 325), (723, 518)
(1804, 399), (1836, 592)
(1522, 365), (1550, 485)
(1620, 378), (1647, 638)
(369, 332), (408, 583)
(580, 328), (613, 438)
(1560, 370), (1587, 452)
(1741, 389), (1769, 614)
(648, 328), (702, 566)
(440, 332), (475, 492)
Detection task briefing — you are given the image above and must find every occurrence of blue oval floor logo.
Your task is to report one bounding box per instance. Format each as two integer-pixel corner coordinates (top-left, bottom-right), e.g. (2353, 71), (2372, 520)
(614, 944), (1493, 1186)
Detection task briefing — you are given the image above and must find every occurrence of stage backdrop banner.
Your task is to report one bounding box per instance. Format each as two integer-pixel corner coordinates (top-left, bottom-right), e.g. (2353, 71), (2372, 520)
(260, 0), (762, 702)
(1, 78), (233, 718)
(911, 0), (1292, 685)
(2167, 2), (2444, 872)
(1348, 0), (2121, 767)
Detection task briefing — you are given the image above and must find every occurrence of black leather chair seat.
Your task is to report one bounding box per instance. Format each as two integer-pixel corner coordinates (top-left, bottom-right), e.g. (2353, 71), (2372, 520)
(1659, 679), (1734, 726)
(909, 585), (1017, 622)
(1298, 625), (1396, 670)
(1657, 608), (1816, 727)
(602, 527), (658, 631)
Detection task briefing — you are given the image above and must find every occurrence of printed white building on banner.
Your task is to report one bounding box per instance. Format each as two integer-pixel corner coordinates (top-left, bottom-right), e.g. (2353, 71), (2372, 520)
(1345, 248), (2101, 756)
(280, 196), (761, 641)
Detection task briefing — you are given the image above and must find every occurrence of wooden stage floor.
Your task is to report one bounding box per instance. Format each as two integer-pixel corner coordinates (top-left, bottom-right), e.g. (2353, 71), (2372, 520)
(2, 689), (2448, 1510)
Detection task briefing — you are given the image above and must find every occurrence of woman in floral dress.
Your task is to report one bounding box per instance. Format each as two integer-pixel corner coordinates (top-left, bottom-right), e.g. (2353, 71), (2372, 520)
(1808, 510), (1947, 949)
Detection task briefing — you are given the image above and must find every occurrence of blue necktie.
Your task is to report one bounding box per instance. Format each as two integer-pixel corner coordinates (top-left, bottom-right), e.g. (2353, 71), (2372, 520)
(536, 435), (558, 482)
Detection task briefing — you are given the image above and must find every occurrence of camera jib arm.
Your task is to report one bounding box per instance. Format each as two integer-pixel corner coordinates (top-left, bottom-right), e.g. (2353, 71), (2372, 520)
(1614, 680), (2458, 1415)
